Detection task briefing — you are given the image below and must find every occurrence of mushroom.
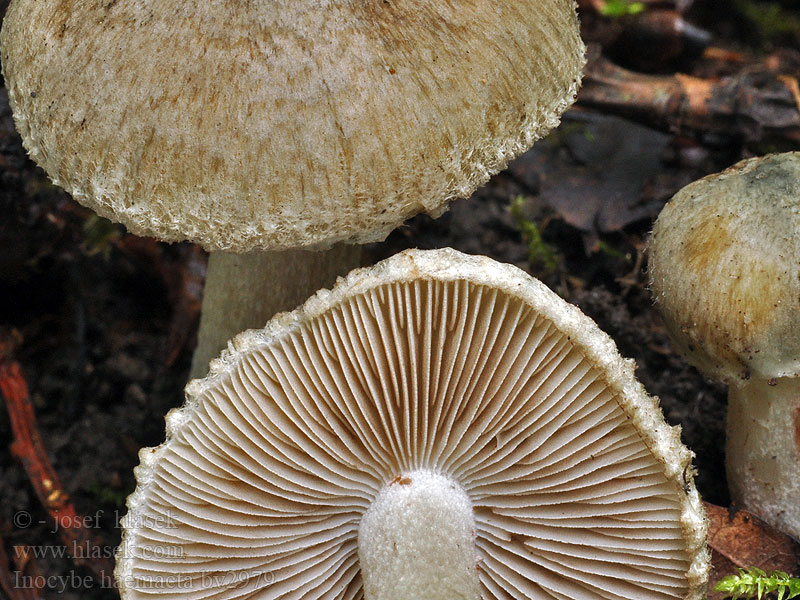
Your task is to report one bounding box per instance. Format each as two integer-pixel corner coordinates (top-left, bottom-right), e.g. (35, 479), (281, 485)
(0, 1), (586, 377)
(648, 152), (800, 539)
(117, 248), (709, 600)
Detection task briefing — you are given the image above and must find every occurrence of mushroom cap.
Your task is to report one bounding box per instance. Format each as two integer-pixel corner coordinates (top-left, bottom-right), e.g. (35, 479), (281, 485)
(1, 1), (584, 252)
(117, 248), (708, 600)
(648, 152), (800, 384)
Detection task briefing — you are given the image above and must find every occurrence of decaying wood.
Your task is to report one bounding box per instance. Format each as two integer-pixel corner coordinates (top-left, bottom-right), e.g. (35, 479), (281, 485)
(0, 333), (115, 585)
(578, 44), (800, 147)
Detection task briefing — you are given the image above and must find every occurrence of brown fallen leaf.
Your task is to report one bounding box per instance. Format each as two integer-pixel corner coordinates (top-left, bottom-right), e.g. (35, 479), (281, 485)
(506, 110), (679, 251)
(705, 502), (800, 600)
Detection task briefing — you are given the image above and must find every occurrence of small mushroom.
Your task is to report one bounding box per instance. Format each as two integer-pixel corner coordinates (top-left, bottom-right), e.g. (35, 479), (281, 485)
(118, 248), (709, 600)
(648, 152), (800, 539)
(0, 1), (586, 376)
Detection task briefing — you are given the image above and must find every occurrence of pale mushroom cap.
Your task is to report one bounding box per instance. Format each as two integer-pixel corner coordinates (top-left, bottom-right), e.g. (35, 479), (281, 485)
(1, 1), (584, 251)
(648, 152), (800, 383)
(117, 248), (708, 600)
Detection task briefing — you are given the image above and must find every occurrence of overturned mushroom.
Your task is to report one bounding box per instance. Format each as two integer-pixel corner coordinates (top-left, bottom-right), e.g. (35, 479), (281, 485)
(118, 248), (708, 600)
(648, 152), (800, 539)
(0, 1), (586, 375)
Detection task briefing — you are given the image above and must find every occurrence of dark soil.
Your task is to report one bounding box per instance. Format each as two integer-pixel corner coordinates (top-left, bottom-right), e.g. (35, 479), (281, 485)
(1, 1), (798, 598)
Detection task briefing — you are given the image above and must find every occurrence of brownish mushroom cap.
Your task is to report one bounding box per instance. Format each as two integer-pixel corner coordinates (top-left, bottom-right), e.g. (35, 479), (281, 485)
(648, 152), (800, 539)
(118, 248), (709, 600)
(1, 1), (584, 251)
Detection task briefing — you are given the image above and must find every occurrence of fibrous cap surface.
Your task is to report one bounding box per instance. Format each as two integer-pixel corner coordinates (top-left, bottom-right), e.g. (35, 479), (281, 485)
(117, 248), (709, 600)
(1, 1), (585, 251)
(648, 152), (800, 383)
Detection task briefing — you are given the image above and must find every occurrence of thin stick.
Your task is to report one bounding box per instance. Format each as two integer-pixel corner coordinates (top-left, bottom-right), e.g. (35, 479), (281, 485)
(0, 341), (115, 584)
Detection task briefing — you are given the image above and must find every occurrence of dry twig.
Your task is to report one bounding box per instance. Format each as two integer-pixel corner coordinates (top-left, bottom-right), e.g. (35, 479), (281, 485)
(578, 45), (800, 147)
(0, 332), (115, 585)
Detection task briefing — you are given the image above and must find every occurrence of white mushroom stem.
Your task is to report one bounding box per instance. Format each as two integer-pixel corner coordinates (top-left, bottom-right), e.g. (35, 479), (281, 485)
(358, 471), (481, 600)
(190, 245), (360, 379)
(726, 376), (800, 539)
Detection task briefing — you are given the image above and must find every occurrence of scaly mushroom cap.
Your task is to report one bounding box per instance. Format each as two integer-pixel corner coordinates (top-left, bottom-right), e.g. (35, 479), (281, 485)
(1, 1), (584, 251)
(117, 248), (708, 600)
(648, 152), (800, 383)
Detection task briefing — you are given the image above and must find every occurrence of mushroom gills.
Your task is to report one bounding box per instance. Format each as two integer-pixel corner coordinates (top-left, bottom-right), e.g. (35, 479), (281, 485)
(117, 249), (709, 600)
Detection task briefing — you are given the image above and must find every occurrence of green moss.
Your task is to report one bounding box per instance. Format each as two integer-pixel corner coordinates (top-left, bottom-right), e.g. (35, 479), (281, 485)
(543, 121), (594, 148)
(715, 568), (800, 600)
(509, 196), (558, 273)
(599, 0), (646, 18)
(733, 0), (800, 46)
(88, 481), (128, 507)
(82, 215), (121, 259)
(597, 239), (632, 265)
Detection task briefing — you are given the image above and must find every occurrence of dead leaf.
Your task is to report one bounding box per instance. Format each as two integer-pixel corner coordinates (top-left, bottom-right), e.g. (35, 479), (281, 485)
(507, 111), (675, 252)
(705, 502), (800, 600)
